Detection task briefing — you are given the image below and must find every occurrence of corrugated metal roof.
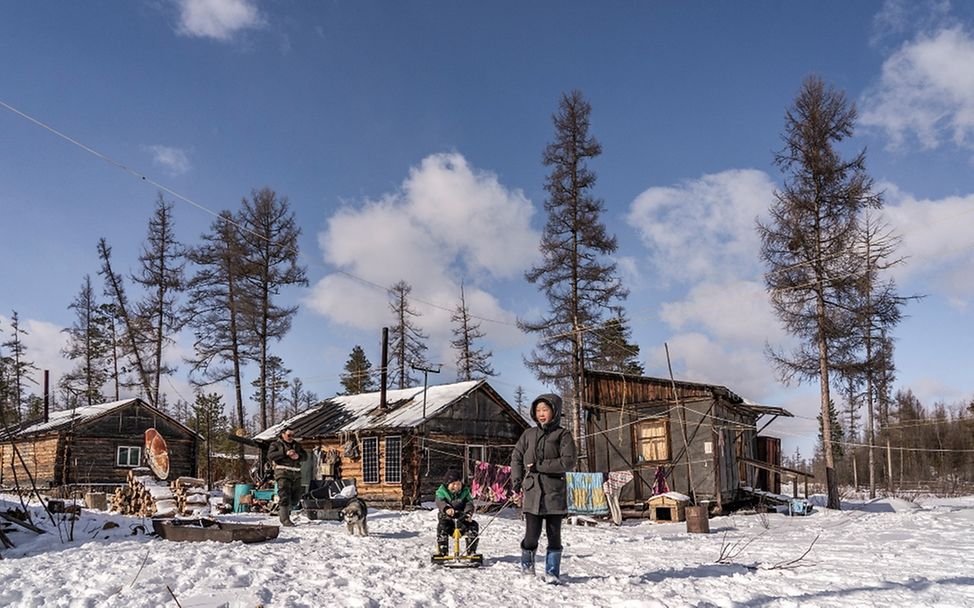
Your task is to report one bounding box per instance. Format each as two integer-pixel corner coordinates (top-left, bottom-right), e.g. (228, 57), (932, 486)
(254, 379), (486, 441)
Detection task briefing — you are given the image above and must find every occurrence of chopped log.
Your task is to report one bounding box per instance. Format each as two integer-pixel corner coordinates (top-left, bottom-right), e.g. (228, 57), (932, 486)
(0, 512), (46, 534)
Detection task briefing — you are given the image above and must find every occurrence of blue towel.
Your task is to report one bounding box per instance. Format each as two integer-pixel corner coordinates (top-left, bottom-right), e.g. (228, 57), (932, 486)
(566, 472), (609, 515)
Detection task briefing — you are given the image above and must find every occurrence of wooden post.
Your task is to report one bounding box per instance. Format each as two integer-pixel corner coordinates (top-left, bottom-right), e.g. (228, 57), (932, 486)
(887, 439), (893, 492)
(665, 343), (694, 503)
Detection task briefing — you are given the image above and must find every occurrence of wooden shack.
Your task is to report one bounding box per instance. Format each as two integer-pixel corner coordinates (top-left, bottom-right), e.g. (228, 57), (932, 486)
(582, 370), (792, 513)
(253, 380), (529, 508)
(0, 398), (199, 490)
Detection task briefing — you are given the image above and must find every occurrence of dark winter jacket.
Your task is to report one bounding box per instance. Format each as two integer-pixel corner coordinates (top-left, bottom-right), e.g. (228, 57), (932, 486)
(510, 393), (577, 515)
(435, 484), (475, 520)
(267, 436), (308, 479)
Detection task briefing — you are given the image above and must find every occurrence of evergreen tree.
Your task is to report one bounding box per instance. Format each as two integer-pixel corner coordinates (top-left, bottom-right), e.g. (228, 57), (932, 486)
(340, 345), (376, 395)
(237, 187), (307, 430)
(185, 211), (256, 441)
(817, 399), (845, 459)
(250, 355), (289, 428)
(757, 76), (879, 510)
(848, 214), (910, 497)
(2, 311), (38, 421)
(60, 275), (112, 406)
(450, 283), (495, 381)
(388, 280), (428, 389)
(513, 385), (527, 418)
(132, 194), (186, 406)
(187, 392), (233, 485)
(589, 310), (644, 375)
(519, 90), (628, 449)
(100, 302), (123, 401)
(283, 376), (318, 419)
(98, 238), (154, 403)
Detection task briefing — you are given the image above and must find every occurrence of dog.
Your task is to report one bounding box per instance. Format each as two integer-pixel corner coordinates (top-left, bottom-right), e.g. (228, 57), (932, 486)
(340, 498), (369, 537)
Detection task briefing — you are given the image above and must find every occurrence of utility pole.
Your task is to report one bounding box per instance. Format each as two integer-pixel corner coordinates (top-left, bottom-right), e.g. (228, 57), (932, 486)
(412, 362), (441, 504)
(411, 362), (442, 424)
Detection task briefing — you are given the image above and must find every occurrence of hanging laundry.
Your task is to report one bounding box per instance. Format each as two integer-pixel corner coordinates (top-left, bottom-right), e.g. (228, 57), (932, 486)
(471, 460), (514, 503)
(653, 466), (670, 496)
(602, 470), (634, 526)
(566, 472), (609, 516)
(320, 449), (341, 479)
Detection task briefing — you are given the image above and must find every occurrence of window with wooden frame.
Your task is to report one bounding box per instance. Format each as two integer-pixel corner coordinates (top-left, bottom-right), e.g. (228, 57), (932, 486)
(116, 446), (142, 467)
(362, 437), (379, 484)
(634, 419), (670, 462)
(384, 436), (402, 484)
(465, 444), (485, 480)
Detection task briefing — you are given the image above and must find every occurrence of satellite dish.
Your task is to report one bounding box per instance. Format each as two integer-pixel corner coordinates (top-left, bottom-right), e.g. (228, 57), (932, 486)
(144, 427), (171, 480)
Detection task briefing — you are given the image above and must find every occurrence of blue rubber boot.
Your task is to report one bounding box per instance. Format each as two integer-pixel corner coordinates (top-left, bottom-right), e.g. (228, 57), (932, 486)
(544, 550), (562, 584)
(520, 549), (536, 575)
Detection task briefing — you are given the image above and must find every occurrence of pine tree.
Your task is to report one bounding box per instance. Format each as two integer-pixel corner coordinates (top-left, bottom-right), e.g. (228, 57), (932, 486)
(1, 311), (38, 422)
(519, 90), (628, 451)
(450, 283), (495, 381)
(98, 238), (155, 403)
(132, 194), (186, 406)
(283, 376), (318, 419)
(817, 399), (845, 459)
(237, 188), (307, 430)
(251, 355), (290, 428)
(340, 345), (377, 395)
(60, 275), (112, 406)
(514, 385), (527, 418)
(589, 310), (644, 375)
(185, 211), (257, 446)
(757, 76), (879, 510)
(388, 281), (428, 389)
(188, 392), (233, 486)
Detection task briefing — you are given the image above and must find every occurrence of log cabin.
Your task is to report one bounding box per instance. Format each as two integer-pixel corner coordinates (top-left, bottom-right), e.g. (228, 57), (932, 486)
(253, 380), (529, 508)
(582, 370), (793, 514)
(0, 398), (199, 491)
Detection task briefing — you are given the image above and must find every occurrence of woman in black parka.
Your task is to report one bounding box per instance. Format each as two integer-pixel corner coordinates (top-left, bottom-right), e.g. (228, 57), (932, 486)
(510, 393), (577, 584)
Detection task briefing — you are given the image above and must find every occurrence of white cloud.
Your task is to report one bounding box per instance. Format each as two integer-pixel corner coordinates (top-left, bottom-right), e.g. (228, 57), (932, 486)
(862, 26), (974, 150)
(879, 185), (974, 302)
(660, 279), (785, 345)
(145, 145), (192, 176)
(626, 169), (776, 284)
(645, 332), (777, 401)
(174, 0), (265, 42)
(627, 169), (798, 402)
(307, 152), (538, 356)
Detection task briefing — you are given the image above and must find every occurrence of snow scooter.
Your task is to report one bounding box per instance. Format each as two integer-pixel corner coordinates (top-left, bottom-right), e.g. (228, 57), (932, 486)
(431, 523), (483, 568)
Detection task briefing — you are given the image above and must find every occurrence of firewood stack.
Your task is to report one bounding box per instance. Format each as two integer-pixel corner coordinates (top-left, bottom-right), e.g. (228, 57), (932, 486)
(109, 468), (177, 517)
(171, 477), (210, 516)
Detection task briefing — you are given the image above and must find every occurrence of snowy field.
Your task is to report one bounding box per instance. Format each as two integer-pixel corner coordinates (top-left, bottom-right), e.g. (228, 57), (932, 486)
(1, 494), (972, 608)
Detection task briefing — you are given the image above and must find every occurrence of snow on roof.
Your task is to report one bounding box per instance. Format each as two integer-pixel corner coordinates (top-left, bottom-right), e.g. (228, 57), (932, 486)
(0, 398), (140, 440)
(254, 380), (485, 441)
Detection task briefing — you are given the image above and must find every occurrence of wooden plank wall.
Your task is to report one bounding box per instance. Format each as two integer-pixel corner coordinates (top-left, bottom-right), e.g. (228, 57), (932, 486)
(0, 436), (62, 487)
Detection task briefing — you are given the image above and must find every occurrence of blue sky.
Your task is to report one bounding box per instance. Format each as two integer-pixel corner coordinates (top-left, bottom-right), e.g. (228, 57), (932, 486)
(3, 1), (974, 457)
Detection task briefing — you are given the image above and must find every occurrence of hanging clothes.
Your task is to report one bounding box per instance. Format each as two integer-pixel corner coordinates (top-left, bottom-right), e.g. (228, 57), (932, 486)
(471, 460), (514, 503)
(566, 472), (609, 516)
(320, 449), (341, 479)
(602, 470), (634, 525)
(653, 466), (670, 496)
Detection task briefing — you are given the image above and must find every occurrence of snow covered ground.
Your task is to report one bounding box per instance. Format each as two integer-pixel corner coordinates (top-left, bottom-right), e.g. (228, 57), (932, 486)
(1, 493), (972, 607)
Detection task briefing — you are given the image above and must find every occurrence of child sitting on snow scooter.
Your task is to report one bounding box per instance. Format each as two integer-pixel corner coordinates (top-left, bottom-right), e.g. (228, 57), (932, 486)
(434, 469), (480, 556)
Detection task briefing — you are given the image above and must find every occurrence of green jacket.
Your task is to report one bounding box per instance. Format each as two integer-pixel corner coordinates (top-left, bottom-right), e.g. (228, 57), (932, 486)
(435, 484), (474, 519)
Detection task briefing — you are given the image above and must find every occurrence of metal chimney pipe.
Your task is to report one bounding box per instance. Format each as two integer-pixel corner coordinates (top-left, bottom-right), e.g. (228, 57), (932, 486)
(43, 369), (50, 422)
(380, 327), (389, 411)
